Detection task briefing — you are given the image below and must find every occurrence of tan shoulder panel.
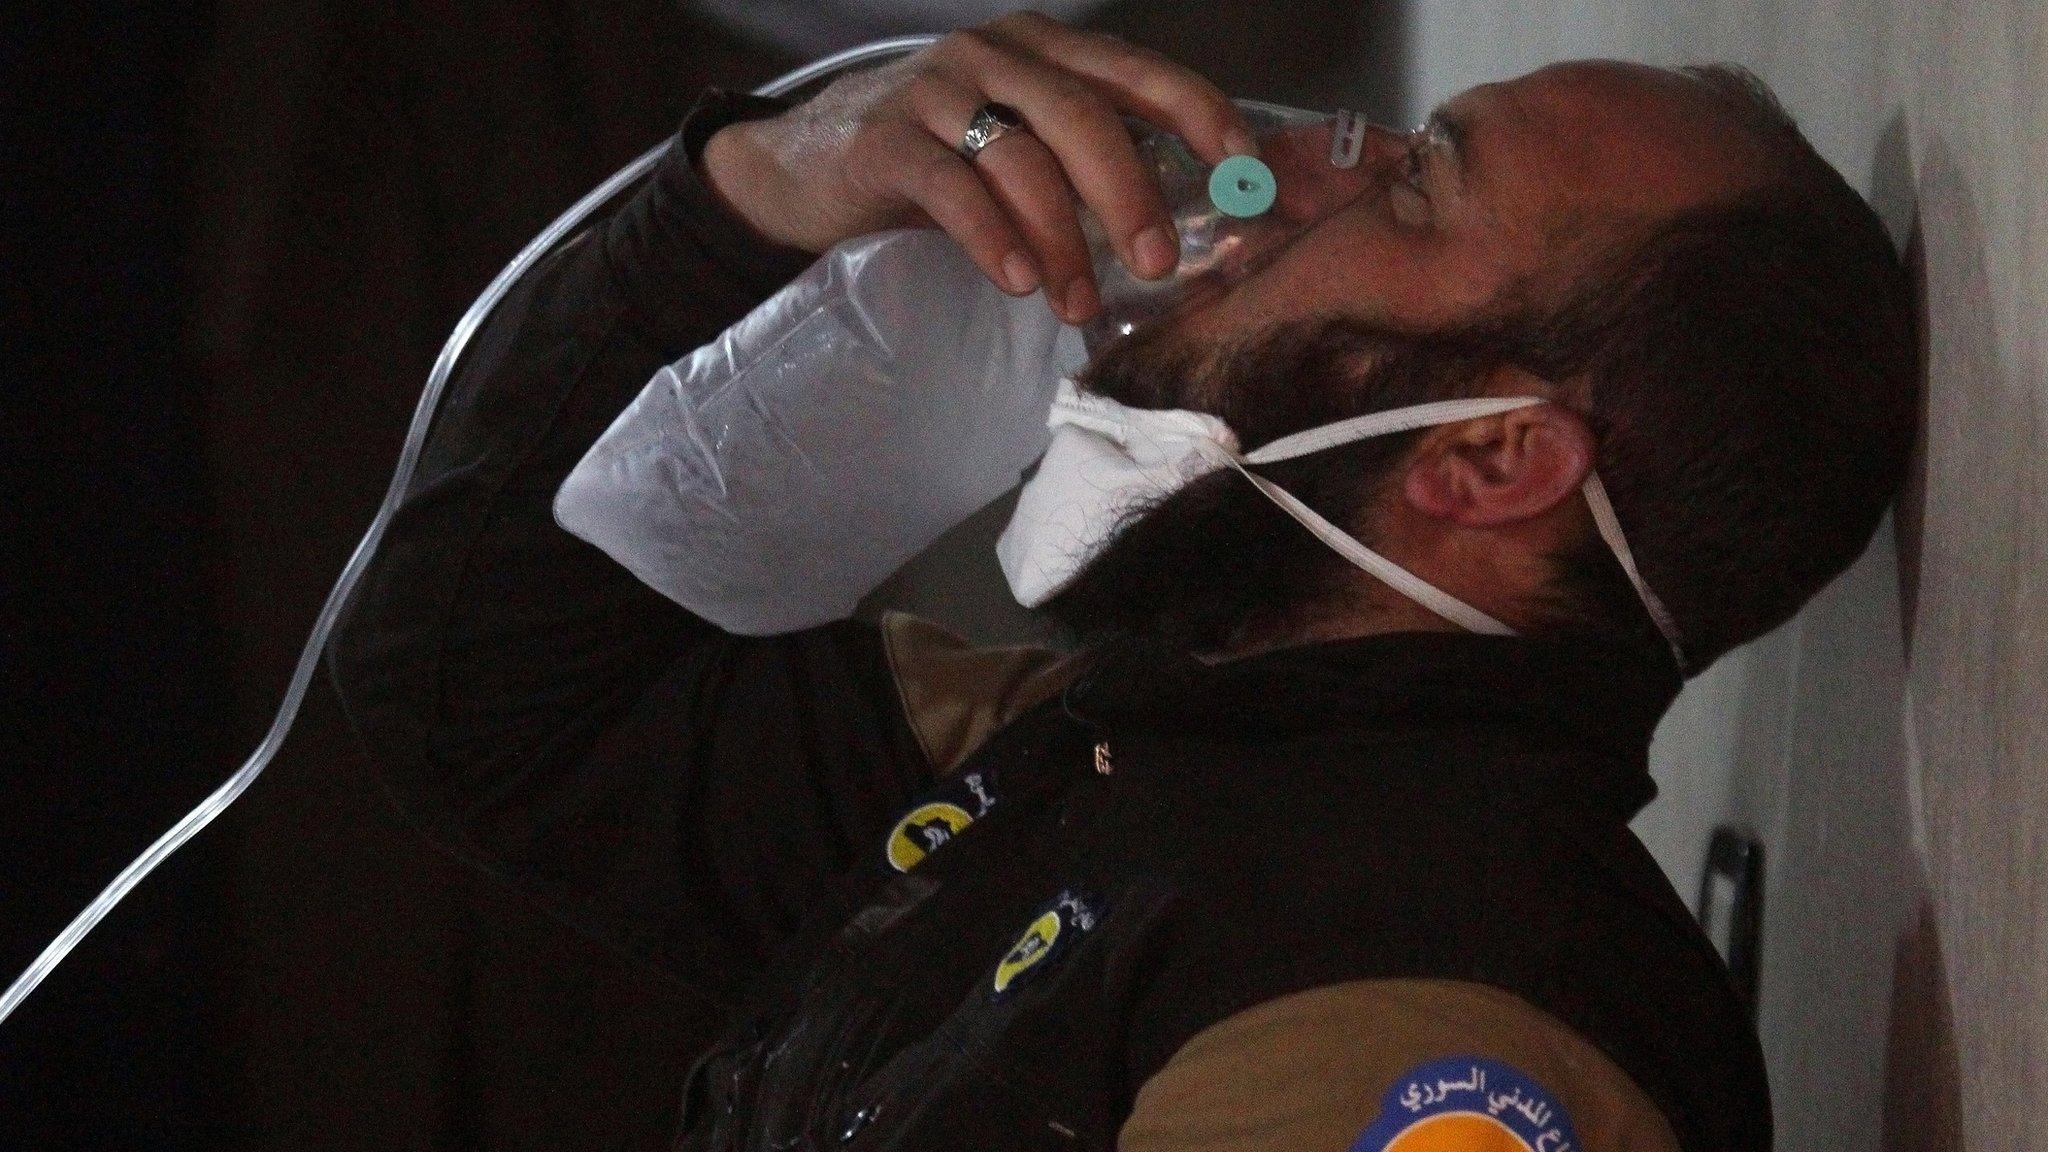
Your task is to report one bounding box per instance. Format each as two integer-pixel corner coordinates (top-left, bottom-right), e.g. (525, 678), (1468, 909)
(880, 611), (1086, 776)
(1119, 979), (1681, 1152)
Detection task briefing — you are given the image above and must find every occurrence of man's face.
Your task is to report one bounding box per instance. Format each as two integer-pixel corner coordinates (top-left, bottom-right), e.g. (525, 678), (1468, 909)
(1150, 60), (1770, 366)
(1050, 61), (1778, 650)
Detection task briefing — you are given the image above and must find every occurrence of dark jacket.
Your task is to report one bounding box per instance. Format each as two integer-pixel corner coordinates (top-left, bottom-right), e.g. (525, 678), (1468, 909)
(328, 89), (1772, 1152)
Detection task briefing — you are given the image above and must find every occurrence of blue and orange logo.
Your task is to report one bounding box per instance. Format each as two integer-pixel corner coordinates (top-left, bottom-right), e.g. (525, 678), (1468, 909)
(1349, 1057), (1581, 1152)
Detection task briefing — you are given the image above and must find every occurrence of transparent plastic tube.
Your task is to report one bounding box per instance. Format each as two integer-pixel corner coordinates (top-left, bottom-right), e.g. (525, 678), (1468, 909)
(0, 34), (945, 1030)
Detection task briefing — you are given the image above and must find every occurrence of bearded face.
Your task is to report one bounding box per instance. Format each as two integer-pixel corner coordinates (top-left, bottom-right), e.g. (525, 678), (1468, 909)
(1041, 312), (1511, 652)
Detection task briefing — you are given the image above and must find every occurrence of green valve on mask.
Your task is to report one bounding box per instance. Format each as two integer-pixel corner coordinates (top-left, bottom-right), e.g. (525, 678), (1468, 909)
(1208, 154), (1276, 218)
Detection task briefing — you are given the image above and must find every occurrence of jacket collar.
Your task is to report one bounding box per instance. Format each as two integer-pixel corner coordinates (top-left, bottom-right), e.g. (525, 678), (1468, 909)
(1059, 630), (1682, 811)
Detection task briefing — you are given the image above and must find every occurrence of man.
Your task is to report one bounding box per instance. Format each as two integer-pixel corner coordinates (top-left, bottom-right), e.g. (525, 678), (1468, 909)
(330, 12), (1914, 1151)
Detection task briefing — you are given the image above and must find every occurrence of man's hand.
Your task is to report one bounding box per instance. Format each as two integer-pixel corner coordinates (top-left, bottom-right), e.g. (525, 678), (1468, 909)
(700, 12), (1255, 323)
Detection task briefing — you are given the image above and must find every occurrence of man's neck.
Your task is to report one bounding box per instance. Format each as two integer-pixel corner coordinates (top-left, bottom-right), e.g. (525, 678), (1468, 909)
(1205, 587), (1462, 664)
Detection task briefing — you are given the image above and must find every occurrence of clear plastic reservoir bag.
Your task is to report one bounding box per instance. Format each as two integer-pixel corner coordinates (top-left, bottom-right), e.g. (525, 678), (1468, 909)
(554, 99), (1371, 635)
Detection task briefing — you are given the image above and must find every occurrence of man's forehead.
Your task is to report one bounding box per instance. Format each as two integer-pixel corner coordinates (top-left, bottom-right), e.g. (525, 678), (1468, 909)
(1439, 60), (1767, 222)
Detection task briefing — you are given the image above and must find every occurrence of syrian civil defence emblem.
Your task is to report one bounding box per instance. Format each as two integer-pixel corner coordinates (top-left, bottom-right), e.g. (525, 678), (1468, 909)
(886, 801), (974, 873)
(883, 770), (998, 873)
(991, 889), (1101, 997)
(1347, 1056), (1582, 1152)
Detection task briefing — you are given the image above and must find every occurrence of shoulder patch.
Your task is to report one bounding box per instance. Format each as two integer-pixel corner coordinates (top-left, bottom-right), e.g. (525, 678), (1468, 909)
(991, 889), (1102, 997)
(887, 800), (974, 872)
(883, 768), (998, 873)
(1348, 1057), (1583, 1152)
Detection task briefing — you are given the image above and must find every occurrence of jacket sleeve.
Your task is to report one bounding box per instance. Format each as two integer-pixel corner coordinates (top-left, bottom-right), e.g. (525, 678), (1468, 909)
(1117, 980), (1681, 1152)
(326, 88), (935, 996)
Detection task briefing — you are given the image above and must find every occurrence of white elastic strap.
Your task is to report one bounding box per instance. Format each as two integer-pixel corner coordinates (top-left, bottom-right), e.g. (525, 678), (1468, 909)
(1227, 396), (1539, 635)
(1580, 472), (1687, 668)
(1244, 396), (1544, 464)
(1218, 453), (1517, 635)
(1234, 395), (1685, 659)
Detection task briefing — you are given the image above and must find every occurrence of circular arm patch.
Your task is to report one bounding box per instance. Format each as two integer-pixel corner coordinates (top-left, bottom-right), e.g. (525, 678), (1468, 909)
(1348, 1057), (1583, 1152)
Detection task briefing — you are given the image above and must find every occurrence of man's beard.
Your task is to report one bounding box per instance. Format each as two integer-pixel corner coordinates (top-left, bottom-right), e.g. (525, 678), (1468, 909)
(1038, 312), (1501, 654)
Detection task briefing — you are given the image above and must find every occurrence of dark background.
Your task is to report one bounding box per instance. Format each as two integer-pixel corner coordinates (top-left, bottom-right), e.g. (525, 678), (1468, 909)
(1, 3), (1395, 1147)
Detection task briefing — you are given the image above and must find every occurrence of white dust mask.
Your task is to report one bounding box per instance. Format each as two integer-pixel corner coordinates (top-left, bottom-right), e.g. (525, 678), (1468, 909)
(996, 378), (1685, 664)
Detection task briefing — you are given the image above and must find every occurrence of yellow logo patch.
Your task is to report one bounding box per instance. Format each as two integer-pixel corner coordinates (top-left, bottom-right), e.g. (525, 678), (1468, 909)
(886, 801), (974, 873)
(993, 910), (1063, 994)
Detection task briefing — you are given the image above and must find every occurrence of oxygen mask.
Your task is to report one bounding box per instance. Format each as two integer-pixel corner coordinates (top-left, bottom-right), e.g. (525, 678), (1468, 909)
(1079, 101), (1378, 354)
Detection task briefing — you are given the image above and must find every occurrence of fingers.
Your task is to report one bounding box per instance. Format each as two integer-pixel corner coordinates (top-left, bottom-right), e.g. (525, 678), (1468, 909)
(857, 120), (1043, 299)
(983, 13), (1255, 165)
(858, 17), (1252, 319)
(967, 132), (1098, 322)
(903, 75), (1095, 319)
(932, 30), (1177, 295)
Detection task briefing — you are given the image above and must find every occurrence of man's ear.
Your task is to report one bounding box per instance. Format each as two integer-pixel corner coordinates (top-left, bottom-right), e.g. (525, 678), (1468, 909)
(1401, 372), (1595, 528)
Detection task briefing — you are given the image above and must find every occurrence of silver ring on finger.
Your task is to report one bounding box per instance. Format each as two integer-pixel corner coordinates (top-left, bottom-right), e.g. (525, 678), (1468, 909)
(957, 101), (1030, 162)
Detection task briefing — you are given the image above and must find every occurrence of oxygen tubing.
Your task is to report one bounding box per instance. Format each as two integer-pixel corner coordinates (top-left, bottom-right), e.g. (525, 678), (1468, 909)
(0, 33), (942, 1027)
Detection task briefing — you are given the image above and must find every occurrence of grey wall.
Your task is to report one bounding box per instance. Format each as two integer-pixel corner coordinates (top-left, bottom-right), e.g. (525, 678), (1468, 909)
(1380, 4), (2040, 1149)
